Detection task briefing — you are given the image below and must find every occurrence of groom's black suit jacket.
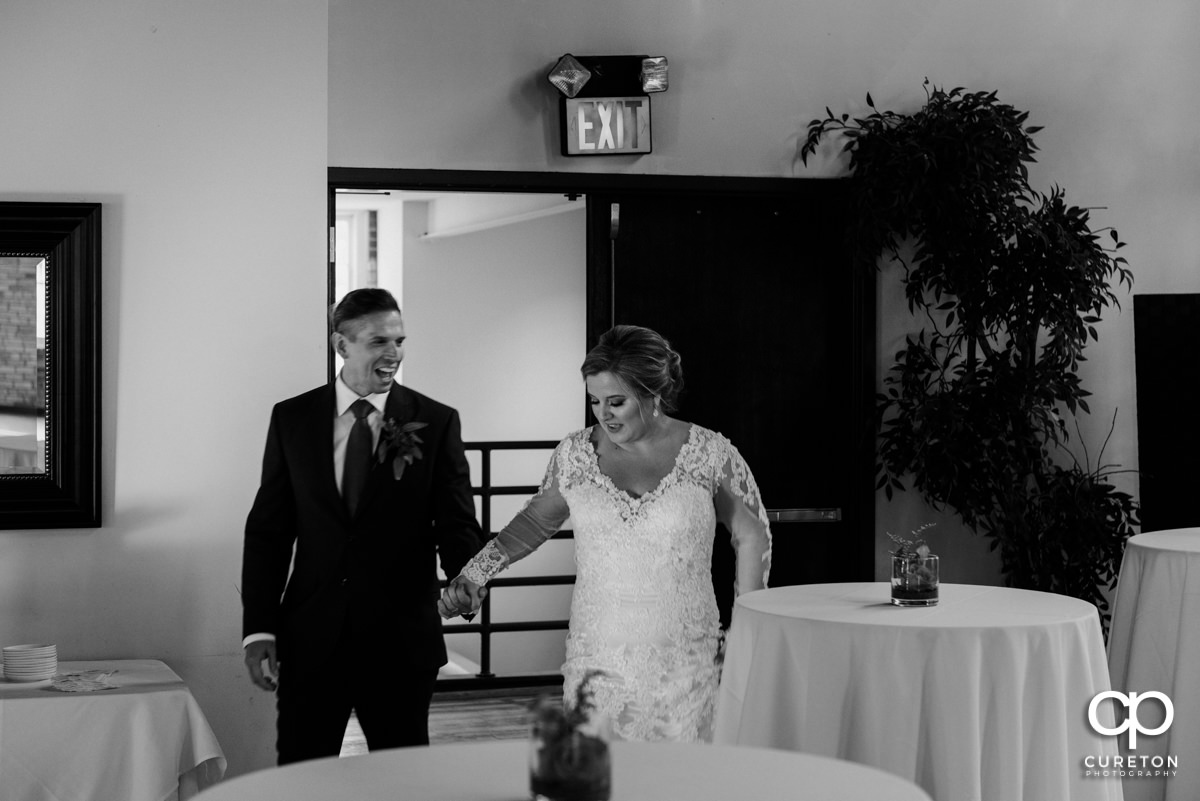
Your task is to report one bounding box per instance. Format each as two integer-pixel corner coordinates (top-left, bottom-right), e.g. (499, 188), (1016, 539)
(242, 382), (484, 670)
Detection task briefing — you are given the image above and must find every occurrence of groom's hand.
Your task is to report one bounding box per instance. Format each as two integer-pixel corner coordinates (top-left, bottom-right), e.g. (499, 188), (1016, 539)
(244, 640), (279, 692)
(438, 575), (487, 619)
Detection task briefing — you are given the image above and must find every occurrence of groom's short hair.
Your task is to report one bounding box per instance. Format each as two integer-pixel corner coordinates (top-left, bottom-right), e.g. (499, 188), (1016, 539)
(331, 288), (401, 337)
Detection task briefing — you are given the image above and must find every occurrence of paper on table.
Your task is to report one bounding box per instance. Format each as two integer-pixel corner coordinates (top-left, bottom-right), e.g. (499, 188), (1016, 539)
(50, 670), (118, 693)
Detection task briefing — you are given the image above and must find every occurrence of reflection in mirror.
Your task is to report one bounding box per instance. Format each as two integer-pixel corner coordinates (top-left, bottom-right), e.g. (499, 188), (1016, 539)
(0, 256), (46, 474)
(0, 200), (100, 529)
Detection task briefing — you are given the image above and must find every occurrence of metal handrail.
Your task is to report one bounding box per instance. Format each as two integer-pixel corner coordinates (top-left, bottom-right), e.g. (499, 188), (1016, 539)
(437, 440), (572, 691)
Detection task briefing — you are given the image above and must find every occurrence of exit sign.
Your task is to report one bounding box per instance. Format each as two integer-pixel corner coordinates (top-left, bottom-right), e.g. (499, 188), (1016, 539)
(561, 96), (652, 156)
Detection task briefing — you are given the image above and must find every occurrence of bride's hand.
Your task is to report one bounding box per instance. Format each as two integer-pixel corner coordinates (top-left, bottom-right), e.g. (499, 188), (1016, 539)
(438, 575), (487, 619)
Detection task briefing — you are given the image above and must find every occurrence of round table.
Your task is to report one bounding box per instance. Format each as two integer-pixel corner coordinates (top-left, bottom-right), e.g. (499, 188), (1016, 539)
(1108, 529), (1200, 801)
(713, 582), (1124, 801)
(194, 739), (933, 801)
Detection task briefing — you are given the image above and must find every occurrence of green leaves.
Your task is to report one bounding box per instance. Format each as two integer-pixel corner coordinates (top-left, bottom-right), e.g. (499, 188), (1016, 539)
(810, 79), (1139, 633)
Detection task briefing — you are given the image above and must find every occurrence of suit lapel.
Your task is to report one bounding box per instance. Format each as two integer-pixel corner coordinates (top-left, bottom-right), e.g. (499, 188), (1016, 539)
(382, 383), (416, 453)
(313, 385), (341, 510)
(356, 383), (417, 515)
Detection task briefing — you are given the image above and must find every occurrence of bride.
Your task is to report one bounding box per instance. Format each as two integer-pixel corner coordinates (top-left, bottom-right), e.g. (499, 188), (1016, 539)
(439, 325), (772, 742)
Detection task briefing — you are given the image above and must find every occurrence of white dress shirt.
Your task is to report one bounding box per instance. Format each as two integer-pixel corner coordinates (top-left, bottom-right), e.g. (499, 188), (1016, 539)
(332, 375), (389, 494)
(243, 375), (391, 649)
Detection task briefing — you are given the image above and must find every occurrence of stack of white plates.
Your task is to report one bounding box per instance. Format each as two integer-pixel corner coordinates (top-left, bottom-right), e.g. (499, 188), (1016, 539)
(2, 643), (58, 682)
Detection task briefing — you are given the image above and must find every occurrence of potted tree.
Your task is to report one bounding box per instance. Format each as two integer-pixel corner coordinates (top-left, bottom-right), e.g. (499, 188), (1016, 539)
(800, 80), (1139, 633)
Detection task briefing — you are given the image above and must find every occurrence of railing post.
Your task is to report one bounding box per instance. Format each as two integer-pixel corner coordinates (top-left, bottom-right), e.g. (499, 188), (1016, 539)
(478, 444), (493, 678)
(440, 440), (571, 691)
(477, 593), (494, 679)
(479, 444), (491, 537)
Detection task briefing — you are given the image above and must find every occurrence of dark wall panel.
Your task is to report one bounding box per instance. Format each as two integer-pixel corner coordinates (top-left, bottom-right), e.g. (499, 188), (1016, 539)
(1133, 294), (1200, 532)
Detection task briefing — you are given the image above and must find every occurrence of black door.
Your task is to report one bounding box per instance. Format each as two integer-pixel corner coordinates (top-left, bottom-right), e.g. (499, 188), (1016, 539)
(1134, 293), (1200, 531)
(586, 182), (874, 620)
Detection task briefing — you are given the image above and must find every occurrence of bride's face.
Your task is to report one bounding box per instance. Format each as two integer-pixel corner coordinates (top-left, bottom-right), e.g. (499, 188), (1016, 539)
(586, 371), (654, 445)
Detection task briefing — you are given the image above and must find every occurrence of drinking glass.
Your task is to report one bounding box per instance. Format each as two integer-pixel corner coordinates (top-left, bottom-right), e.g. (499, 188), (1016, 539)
(891, 554), (939, 606)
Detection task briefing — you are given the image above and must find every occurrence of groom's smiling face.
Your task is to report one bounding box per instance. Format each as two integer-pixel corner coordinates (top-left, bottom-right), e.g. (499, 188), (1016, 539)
(335, 310), (406, 396)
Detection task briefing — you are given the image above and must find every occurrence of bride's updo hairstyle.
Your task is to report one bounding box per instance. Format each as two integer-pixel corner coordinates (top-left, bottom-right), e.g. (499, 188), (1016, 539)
(580, 325), (684, 414)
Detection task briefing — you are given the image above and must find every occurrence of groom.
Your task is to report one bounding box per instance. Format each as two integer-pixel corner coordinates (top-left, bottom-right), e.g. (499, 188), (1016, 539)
(241, 287), (484, 765)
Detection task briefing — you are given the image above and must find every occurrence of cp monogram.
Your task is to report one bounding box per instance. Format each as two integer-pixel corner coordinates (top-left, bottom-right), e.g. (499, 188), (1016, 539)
(1088, 690), (1174, 749)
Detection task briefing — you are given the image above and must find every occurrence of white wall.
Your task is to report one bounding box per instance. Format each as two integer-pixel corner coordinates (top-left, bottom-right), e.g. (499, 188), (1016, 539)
(331, 0), (1200, 584)
(403, 199), (586, 674)
(402, 204), (586, 443)
(0, 0), (328, 778)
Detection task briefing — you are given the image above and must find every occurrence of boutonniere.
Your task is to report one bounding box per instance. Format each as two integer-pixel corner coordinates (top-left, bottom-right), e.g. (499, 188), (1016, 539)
(378, 418), (428, 480)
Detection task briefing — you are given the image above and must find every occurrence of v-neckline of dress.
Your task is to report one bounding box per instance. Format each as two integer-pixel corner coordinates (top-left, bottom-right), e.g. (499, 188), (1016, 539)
(587, 423), (697, 509)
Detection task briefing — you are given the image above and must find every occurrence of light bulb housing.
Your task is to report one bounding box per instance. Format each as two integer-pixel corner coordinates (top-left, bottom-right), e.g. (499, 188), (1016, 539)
(640, 57), (668, 93)
(547, 54), (592, 99)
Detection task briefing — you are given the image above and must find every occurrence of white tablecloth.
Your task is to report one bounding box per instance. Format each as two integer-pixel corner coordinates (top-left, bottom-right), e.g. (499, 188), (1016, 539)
(194, 739), (932, 801)
(714, 582), (1124, 801)
(0, 659), (226, 801)
(1108, 530), (1200, 801)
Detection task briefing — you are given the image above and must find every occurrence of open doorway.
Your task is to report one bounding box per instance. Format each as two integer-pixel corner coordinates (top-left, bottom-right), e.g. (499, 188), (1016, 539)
(332, 187), (587, 442)
(329, 167), (875, 685)
(331, 183), (586, 681)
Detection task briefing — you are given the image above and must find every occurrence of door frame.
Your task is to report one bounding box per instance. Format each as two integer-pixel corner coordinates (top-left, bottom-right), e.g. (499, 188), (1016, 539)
(328, 167), (876, 579)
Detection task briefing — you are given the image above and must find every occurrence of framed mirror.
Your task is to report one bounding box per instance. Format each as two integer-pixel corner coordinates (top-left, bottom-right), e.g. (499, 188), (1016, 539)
(0, 202), (101, 528)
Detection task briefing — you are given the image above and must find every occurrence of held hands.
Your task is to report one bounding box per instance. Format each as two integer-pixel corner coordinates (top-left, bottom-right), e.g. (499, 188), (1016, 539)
(438, 575), (488, 619)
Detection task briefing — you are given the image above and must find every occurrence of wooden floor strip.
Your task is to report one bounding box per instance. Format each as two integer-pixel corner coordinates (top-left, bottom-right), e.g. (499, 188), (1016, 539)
(340, 686), (559, 757)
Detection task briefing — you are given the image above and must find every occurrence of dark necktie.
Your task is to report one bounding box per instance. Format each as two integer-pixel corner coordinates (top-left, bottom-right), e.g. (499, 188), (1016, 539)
(343, 399), (374, 516)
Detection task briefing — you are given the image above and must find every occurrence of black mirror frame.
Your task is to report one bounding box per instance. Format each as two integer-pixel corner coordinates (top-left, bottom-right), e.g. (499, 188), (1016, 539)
(0, 202), (101, 529)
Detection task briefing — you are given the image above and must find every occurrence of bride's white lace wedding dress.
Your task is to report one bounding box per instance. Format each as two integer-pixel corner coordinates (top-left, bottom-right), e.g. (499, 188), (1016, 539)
(460, 424), (772, 742)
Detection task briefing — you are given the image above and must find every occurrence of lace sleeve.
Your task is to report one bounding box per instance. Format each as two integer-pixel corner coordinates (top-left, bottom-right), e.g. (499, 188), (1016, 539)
(713, 437), (772, 594)
(460, 441), (571, 586)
